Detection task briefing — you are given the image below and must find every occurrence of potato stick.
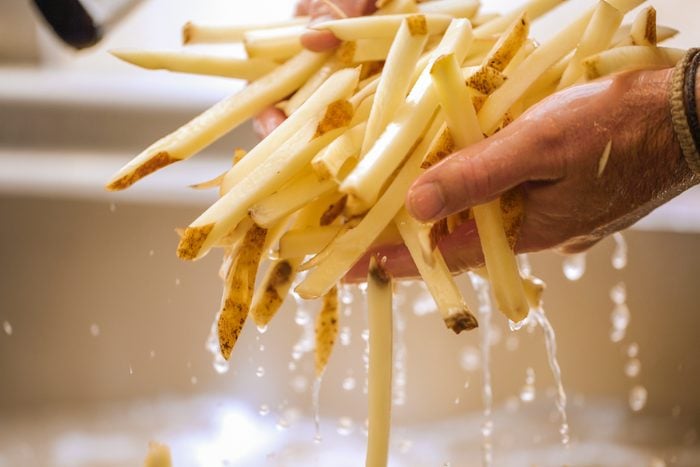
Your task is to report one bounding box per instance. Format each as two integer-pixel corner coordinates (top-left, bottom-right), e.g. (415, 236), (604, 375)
(462, 65), (507, 95)
(583, 46), (685, 80)
(431, 53), (528, 323)
(341, 19), (474, 206)
(249, 171), (337, 228)
(106, 50), (327, 191)
(558, 1), (624, 90)
(523, 275), (546, 309)
(189, 170), (227, 190)
(523, 53), (572, 106)
(376, 0), (420, 15)
(351, 38), (394, 62)
(243, 25), (305, 60)
(110, 49), (278, 81)
(313, 122), (366, 181)
(182, 18), (309, 44)
(144, 441), (172, 467)
(220, 66), (360, 193)
(295, 113), (443, 298)
(351, 94), (375, 126)
(365, 258), (393, 467)
(478, 6), (597, 135)
(394, 208), (478, 332)
(362, 16), (429, 156)
(315, 286), (340, 376)
(250, 197), (332, 328)
(311, 14), (453, 41)
(613, 24), (677, 47)
(177, 101), (354, 260)
(279, 225), (343, 259)
(218, 224), (267, 359)
(471, 13), (500, 27)
(630, 6), (657, 46)
(502, 39), (536, 78)
(417, 0), (479, 18)
(483, 13), (529, 72)
(463, 35), (499, 62)
(474, 0), (565, 37)
(284, 57), (343, 116)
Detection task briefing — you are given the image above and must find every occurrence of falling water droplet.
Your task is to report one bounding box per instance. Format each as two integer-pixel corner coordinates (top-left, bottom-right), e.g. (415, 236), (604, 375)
(256, 324), (268, 334)
(342, 376), (356, 391)
(611, 303), (630, 334)
(627, 342), (639, 358)
(518, 253), (532, 276)
(291, 375), (308, 393)
(649, 457), (667, 467)
(398, 439), (413, 454)
(213, 354), (230, 374)
(148, 249), (155, 257)
(190, 376), (198, 385)
(255, 366), (265, 378)
(174, 278), (181, 286)
(339, 285), (354, 305)
(520, 367), (536, 402)
(2, 321), (12, 335)
(109, 203), (116, 212)
(505, 335), (519, 351)
(336, 417), (354, 436)
(89, 323), (100, 337)
(294, 310), (310, 326)
(129, 364), (134, 375)
(611, 232), (628, 270)
(625, 359), (641, 378)
(562, 252), (587, 281)
(459, 346), (481, 372)
(610, 282), (626, 305)
(629, 385), (647, 412)
(339, 326), (352, 346)
(258, 404), (270, 416)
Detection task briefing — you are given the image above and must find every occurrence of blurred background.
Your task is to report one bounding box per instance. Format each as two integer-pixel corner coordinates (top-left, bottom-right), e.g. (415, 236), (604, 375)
(1, 0), (700, 466)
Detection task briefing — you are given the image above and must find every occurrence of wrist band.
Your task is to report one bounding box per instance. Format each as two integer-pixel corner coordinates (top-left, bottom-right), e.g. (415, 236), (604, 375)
(669, 48), (700, 175)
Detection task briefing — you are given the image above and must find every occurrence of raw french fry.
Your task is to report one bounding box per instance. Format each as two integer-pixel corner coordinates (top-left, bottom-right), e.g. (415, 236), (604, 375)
(315, 286), (339, 376)
(295, 113), (443, 298)
(598, 139), (613, 177)
(350, 38), (394, 62)
(362, 15), (430, 156)
(417, 0), (480, 18)
(431, 53), (528, 323)
(341, 19), (474, 206)
(284, 56), (344, 116)
(502, 39), (537, 76)
(279, 225), (343, 259)
(105, 50), (328, 191)
(613, 24), (677, 47)
(365, 258), (393, 467)
(394, 208), (478, 331)
(462, 64), (507, 95)
(471, 12), (500, 27)
(630, 6), (655, 46)
(558, 0), (624, 90)
(144, 442), (172, 467)
(375, 0), (419, 15)
(111, 49), (278, 81)
(583, 46), (685, 80)
(243, 26), (305, 60)
(218, 224), (267, 360)
(177, 99), (354, 261)
(182, 18), (309, 44)
(311, 13), (453, 41)
(312, 122), (366, 181)
(523, 53), (572, 107)
(249, 170), (336, 228)
(482, 12), (529, 72)
(463, 35), (499, 64)
(189, 171), (227, 190)
(220, 67), (360, 193)
(474, 0), (565, 37)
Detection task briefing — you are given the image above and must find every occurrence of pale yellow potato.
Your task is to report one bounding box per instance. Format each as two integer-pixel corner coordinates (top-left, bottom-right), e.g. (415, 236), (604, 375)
(314, 287), (339, 376)
(583, 46), (685, 80)
(243, 25), (305, 60)
(182, 17), (308, 44)
(312, 13), (454, 41)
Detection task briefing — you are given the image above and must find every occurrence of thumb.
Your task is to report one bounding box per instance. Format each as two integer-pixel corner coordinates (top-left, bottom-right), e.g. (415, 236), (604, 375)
(406, 123), (561, 221)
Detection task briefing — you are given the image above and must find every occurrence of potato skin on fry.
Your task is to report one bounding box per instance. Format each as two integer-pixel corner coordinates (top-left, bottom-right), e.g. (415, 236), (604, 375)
(315, 286), (339, 377)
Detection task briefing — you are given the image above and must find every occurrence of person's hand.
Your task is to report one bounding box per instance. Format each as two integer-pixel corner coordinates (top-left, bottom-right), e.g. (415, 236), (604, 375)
(253, 0), (377, 139)
(344, 67), (699, 280)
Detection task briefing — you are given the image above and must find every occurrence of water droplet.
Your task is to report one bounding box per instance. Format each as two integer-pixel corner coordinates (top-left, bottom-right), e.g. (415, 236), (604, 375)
(190, 376), (198, 385)
(610, 329), (626, 343)
(610, 282), (626, 305)
(336, 417), (354, 436)
(149, 350), (156, 358)
(174, 278), (181, 286)
(464, 380), (470, 389)
(288, 361), (296, 372)
(398, 439), (413, 454)
(453, 397), (460, 405)
(508, 316), (529, 331)
(625, 358), (641, 378)
(481, 420), (493, 437)
(611, 232), (627, 270)
(459, 346), (481, 372)
(339, 285), (354, 305)
(313, 434), (322, 444)
(342, 376), (356, 391)
(258, 404), (270, 416)
(518, 253), (532, 276)
(291, 375), (308, 393)
(339, 326), (351, 346)
(275, 417), (290, 431)
(442, 462), (451, 467)
(256, 324), (268, 334)
(361, 329), (370, 341)
(129, 364), (134, 375)
(294, 311), (310, 326)
(259, 344), (265, 352)
(109, 203), (116, 212)
(505, 335), (519, 351)
(412, 293), (437, 315)
(255, 366), (265, 378)
(562, 252), (586, 281)
(612, 303), (630, 332)
(213, 354), (230, 374)
(358, 282), (368, 293)
(3, 320), (12, 335)
(559, 423), (570, 445)
(519, 367), (536, 402)
(89, 323), (100, 337)
(649, 458), (667, 467)
(148, 249), (155, 257)
(627, 342), (639, 358)
(629, 385), (647, 412)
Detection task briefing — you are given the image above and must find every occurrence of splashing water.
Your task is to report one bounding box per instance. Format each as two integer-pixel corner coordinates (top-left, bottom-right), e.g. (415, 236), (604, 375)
(625, 359), (641, 378)
(459, 346), (481, 372)
(519, 367), (536, 403)
(393, 305), (408, 406)
(531, 307), (570, 445)
(611, 232), (628, 270)
(205, 313), (230, 374)
(562, 252), (587, 281)
(312, 377), (323, 443)
(468, 272), (494, 467)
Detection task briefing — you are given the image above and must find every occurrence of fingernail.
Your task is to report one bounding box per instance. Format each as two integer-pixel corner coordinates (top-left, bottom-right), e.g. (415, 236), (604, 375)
(407, 182), (445, 220)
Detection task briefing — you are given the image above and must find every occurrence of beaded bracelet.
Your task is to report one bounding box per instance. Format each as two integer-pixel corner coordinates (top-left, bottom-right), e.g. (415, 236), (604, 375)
(669, 48), (700, 175)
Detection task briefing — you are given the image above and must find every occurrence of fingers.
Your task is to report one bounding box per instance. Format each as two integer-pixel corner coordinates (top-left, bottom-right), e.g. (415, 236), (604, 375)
(301, 0), (377, 52)
(252, 107), (287, 139)
(406, 121), (564, 222)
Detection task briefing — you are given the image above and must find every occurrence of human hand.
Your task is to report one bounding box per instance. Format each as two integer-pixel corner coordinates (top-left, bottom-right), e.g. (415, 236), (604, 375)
(253, 0), (376, 139)
(345, 67), (699, 280)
